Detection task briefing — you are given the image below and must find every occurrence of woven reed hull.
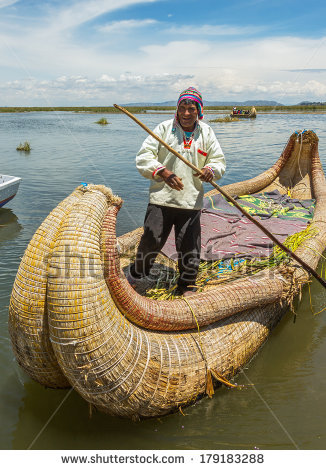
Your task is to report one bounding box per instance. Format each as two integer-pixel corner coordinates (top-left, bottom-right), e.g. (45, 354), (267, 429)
(46, 188), (287, 418)
(8, 131), (326, 418)
(8, 188), (85, 388)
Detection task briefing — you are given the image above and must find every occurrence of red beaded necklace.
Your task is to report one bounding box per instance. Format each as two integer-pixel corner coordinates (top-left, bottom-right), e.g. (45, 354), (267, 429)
(183, 136), (193, 149)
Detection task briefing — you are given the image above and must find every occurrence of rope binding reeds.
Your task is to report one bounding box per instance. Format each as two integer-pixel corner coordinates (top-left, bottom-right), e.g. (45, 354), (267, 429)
(182, 297), (238, 396)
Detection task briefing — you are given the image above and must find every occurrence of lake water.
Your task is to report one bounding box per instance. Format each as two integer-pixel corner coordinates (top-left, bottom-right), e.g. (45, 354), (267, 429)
(1, 111), (326, 451)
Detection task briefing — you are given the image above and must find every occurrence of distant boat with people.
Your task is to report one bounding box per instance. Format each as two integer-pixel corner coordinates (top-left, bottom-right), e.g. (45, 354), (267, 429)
(230, 106), (257, 118)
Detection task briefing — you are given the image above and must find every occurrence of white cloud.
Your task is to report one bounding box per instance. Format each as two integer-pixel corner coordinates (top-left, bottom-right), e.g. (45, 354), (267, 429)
(215, 78), (326, 98)
(165, 24), (266, 36)
(0, 73), (194, 106)
(286, 69), (326, 73)
(47, 0), (157, 32)
(140, 36), (326, 72)
(99, 19), (158, 33)
(1, 72), (326, 106)
(98, 74), (116, 83)
(0, 1), (162, 81)
(0, 1), (325, 105)
(141, 40), (212, 69)
(137, 35), (326, 102)
(0, 0), (18, 8)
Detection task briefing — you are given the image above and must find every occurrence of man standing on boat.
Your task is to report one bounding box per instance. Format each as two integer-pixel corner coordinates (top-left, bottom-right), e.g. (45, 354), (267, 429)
(128, 87), (226, 296)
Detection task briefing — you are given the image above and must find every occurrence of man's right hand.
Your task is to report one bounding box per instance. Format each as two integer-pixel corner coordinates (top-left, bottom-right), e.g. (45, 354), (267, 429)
(159, 168), (184, 191)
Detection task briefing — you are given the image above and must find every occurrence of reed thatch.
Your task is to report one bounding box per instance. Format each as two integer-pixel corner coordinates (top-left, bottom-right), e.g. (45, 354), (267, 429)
(8, 130), (326, 419)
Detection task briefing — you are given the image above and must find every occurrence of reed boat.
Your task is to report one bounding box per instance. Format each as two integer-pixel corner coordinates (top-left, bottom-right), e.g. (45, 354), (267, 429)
(230, 106), (257, 119)
(0, 174), (21, 208)
(8, 130), (326, 419)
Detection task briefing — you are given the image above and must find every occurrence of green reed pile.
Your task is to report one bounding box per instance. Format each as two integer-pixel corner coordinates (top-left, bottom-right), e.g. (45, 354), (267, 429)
(16, 141), (31, 152)
(145, 224), (318, 300)
(95, 118), (109, 125)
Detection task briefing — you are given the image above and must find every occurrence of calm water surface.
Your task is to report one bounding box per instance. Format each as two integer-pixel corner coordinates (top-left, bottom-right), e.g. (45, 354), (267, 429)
(1, 111), (326, 450)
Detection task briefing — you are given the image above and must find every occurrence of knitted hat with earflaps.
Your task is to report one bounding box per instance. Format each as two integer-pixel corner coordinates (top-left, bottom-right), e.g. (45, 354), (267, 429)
(177, 87), (204, 120)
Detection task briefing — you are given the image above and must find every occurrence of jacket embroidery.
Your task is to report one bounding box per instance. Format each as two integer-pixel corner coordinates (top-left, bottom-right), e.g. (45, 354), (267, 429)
(198, 149), (208, 157)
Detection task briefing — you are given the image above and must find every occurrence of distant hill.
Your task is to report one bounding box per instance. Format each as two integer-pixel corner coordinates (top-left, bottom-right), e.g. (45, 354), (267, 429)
(298, 101), (326, 105)
(123, 100), (284, 107)
(205, 100), (284, 106)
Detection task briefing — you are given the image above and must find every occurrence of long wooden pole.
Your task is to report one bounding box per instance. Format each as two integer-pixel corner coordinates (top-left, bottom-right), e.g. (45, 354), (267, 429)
(114, 103), (326, 289)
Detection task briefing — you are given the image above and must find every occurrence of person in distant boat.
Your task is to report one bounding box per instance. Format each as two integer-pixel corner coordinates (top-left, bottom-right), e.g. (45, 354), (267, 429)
(233, 106), (237, 115)
(127, 87), (226, 296)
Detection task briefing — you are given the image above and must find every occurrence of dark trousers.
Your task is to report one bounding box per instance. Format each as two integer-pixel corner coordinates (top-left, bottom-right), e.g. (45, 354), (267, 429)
(130, 203), (201, 289)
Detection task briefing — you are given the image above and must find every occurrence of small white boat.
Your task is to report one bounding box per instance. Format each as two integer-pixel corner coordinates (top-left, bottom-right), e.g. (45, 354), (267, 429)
(0, 175), (21, 208)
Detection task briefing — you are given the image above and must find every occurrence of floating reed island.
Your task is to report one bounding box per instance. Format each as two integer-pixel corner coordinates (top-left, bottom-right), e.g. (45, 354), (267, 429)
(16, 141), (31, 151)
(210, 116), (240, 123)
(95, 117), (109, 125)
(9, 130), (326, 419)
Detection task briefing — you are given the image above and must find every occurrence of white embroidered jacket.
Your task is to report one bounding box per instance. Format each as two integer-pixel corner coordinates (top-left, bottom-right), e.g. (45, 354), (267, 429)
(136, 119), (226, 209)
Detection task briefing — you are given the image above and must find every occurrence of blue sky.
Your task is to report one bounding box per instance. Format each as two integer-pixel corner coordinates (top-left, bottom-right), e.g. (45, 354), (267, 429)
(0, 0), (325, 105)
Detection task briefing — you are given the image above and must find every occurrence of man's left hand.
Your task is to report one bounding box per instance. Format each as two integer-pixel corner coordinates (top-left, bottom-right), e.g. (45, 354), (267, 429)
(194, 167), (214, 183)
